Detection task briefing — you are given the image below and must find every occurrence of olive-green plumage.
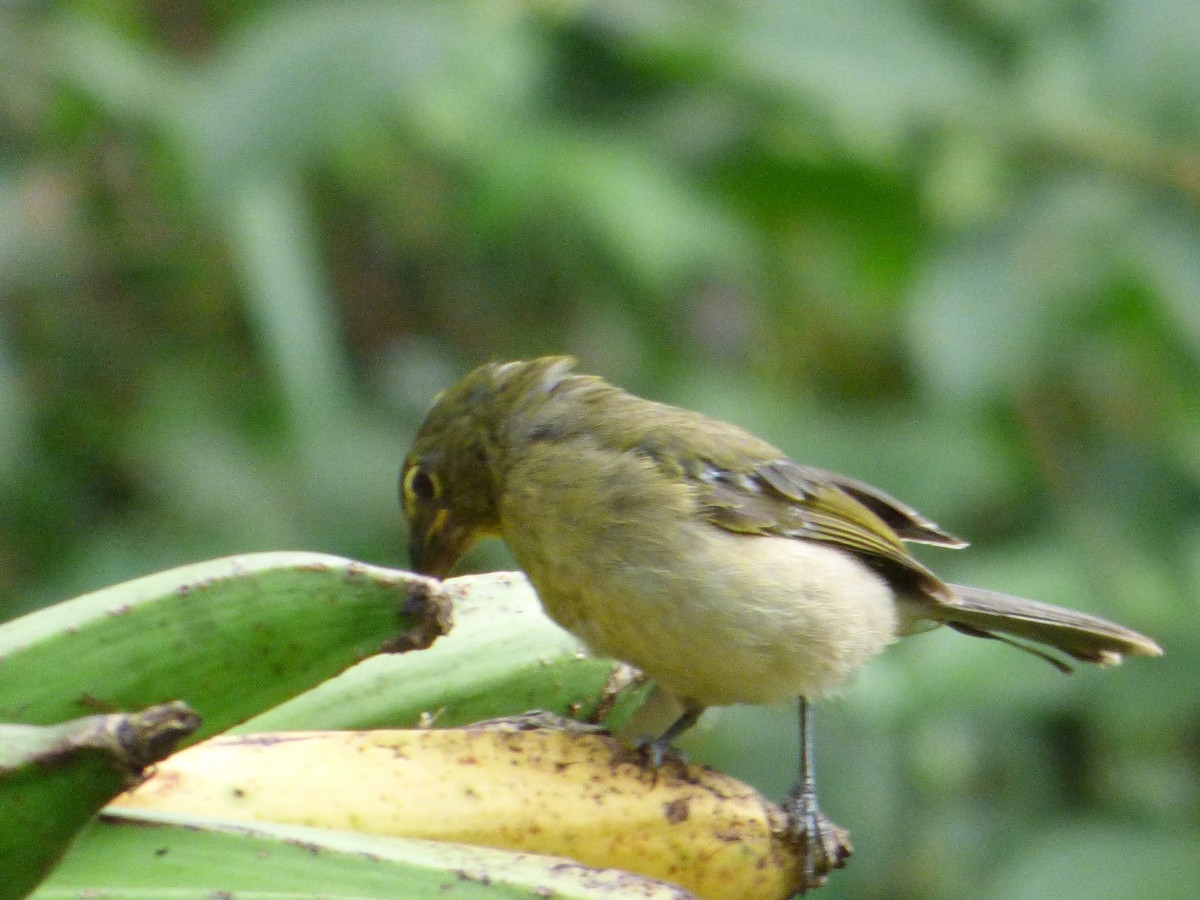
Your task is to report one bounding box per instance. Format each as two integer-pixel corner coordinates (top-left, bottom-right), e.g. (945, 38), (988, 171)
(402, 356), (1160, 680)
(401, 355), (1162, 884)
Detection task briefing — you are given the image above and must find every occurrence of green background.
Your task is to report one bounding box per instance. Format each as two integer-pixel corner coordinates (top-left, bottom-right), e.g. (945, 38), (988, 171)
(1, 1), (1196, 897)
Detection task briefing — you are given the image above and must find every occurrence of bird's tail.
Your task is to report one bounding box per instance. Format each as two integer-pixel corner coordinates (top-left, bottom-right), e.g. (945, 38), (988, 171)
(931, 584), (1162, 672)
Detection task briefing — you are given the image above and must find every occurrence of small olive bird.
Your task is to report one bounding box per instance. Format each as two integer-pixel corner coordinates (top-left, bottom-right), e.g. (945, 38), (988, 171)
(400, 356), (1162, 885)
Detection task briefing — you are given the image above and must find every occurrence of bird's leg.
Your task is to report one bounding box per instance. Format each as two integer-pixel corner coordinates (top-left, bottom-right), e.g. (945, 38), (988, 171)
(634, 705), (703, 768)
(783, 697), (852, 890)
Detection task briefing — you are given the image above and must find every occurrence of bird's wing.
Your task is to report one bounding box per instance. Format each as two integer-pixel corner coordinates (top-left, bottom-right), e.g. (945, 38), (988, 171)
(558, 381), (958, 593)
(679, 455), (944, 588)
(791, 465), (967, 548)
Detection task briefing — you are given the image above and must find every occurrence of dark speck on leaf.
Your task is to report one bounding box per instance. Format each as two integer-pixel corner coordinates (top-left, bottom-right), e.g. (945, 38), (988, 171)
(282, 837), (325, 855)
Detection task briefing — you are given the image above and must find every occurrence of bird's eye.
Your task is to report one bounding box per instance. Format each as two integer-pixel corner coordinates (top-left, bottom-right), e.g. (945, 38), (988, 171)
(403, 466), (440, 505)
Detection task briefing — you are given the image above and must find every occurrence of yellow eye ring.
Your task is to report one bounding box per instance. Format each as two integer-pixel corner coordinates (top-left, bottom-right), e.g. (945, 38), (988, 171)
(402, 465), (440, 505)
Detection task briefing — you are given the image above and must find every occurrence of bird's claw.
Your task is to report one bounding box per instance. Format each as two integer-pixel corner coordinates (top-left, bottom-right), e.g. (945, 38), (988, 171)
(630, 734), (688, 769)
(783, 788), (852, 892)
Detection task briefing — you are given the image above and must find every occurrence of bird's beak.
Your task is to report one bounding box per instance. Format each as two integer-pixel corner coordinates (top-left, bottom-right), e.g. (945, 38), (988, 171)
(408, 511), (471, 579)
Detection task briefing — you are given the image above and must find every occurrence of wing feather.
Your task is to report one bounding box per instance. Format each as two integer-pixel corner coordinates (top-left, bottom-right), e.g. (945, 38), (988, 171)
(686, 456), (947, 590)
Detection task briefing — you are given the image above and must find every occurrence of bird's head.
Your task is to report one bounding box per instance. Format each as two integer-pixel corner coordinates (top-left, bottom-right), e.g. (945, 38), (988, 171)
(401, 356), (579, 577)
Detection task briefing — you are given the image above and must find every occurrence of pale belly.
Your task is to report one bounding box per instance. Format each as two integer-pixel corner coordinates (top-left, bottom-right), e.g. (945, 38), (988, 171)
(505, 515), (899, 707)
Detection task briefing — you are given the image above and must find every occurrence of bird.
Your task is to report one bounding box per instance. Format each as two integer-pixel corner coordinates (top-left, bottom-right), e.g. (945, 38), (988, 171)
(400, 355), (1162, 888)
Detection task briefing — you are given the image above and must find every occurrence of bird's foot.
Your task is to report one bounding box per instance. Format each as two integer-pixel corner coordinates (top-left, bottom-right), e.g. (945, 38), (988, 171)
(629, 733), (688, 769)
(783, 785), (852, 892)
(622, 706), (701, 773)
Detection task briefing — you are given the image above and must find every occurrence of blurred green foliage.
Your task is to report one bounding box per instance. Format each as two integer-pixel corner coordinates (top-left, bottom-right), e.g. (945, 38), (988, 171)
(1, 1), (1197, 897)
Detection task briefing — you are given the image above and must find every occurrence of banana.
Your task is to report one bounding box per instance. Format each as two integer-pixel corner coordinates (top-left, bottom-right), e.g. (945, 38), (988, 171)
(0, 552), (450, 738)
(112, 725), (809, 900)
(0, 701), (200, 900)
(37, 807), (694, 899)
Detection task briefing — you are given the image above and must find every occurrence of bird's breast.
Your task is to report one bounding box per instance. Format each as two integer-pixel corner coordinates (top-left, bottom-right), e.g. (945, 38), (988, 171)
(500, 442), (899, 705)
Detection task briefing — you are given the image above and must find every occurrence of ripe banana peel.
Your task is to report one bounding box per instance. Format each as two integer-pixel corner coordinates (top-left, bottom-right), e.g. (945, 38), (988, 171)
(113, 724), (810, 900)
(0, 701), (200, 900)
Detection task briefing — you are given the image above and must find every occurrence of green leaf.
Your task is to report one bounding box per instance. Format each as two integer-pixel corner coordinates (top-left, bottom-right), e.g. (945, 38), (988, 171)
(0, 553), (446, 740)
(240, 571), (648, 732)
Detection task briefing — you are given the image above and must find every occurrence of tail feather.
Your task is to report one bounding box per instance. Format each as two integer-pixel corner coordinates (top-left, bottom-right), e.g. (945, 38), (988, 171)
(933, 584), (1163, 669)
